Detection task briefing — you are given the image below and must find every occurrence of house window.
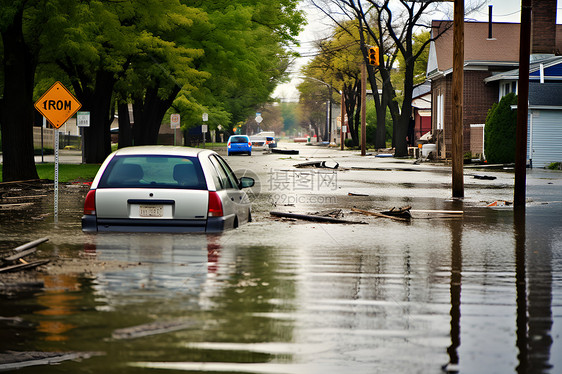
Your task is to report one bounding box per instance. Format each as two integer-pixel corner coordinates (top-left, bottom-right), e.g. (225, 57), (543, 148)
(500, 81), (517, 99)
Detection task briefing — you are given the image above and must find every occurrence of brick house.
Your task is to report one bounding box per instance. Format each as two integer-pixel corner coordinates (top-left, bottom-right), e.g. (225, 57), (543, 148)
(426, 0), (562, 160)
(411, 82), (432, 145)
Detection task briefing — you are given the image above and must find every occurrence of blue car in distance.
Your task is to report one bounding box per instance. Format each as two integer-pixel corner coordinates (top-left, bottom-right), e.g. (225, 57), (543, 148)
(227, 135), (252, 156)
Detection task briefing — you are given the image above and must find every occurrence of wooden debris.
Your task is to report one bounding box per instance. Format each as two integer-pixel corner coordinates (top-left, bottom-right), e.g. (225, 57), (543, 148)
(1, 194), (47, 200)
(1, 238), (49, 273)
(112, 320), (196, 340)
(348, 192), (369, 196)
(0, 260), (50, 273)
(4, 248), (37, 262)
(351, 207), (410, 222)
(410, 209), (463, 214)
(472, 174), (497, 180)
(13, 237), (49, 253)
(380, 205), (412, 219)
(0, 351), (101, 371)
(272, 148), (299, 155)
(311, 209), (343, 218)
(0, 202), (34, 210)
(294, 160), (339, 169)
(270, 211), (366, 224)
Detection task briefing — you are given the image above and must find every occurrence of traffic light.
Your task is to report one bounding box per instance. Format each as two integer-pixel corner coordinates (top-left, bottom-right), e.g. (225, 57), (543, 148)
(368, 46), (379, 66)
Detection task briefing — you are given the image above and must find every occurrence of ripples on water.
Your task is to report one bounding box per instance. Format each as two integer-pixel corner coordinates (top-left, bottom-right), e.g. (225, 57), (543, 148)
(1, 190), (561, 373)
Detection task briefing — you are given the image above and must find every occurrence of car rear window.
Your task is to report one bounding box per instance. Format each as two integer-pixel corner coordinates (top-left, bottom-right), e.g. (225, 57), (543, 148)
(230, 136), (249, 143)
(98, 155), (207, 189)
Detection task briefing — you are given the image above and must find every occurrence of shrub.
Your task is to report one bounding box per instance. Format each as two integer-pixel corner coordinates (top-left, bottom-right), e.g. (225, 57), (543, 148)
(547, 162), (561, 170)
(345, 138), (357, 148)
(484, 93), (518, 164)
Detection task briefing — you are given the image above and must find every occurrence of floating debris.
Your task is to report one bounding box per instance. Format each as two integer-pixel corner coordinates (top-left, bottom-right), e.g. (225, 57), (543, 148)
(294, 160), (339, 169)
(272, 148), (299, 155)
(351, 207), (410, 222)
(270, 211), (366, 224)
(348, 192), (369, 197)
(112, 320), (196, 340)
(0, 351), (101, 371)
(0, 238), (50, 273)
(472, 174), (497, 180)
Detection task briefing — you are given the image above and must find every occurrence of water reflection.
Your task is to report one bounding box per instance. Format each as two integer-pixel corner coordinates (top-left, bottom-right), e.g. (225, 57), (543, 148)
(35, 274), (80, 341)
(445, 216), (462, 372)
(517, 207), (555, 373)
(515, 209), (528, 373)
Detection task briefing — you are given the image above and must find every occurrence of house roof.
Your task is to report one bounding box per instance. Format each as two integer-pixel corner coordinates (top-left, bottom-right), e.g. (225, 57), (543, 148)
(412, 82), (431, 99)
(427, 21), (562, 78)
(529, 82), (562, 108)
(484, 56), (562, 83)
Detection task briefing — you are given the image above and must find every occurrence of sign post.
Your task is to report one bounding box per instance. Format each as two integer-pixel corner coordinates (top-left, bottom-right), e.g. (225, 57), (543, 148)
(77, 111), (90, 164)
(202, 113), (208, 148)
(255, 112), (263, 132)
(34, 81), (81, 223)
(171, 113), (180, 145)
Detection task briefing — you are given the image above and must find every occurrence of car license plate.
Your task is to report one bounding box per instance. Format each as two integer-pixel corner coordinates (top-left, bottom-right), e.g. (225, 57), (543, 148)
(139, 205), (164, 217)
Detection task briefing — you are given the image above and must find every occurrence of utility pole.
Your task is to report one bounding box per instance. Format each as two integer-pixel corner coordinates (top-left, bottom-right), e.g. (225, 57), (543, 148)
(361, 61), (367, 156)
(451, 0), (464, 198)
(514, 0), (532, 209)
(340, 93), (345, 150)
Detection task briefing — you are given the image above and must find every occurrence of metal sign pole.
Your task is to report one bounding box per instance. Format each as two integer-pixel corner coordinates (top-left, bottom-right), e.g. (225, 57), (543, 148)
(54, 127), (59, 224)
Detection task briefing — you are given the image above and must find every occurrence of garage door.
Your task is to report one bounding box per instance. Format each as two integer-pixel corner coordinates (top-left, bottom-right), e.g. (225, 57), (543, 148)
(529, 110), (562, 168)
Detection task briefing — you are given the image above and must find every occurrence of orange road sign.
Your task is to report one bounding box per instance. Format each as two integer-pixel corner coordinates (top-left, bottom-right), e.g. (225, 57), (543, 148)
(34, 81), (82, 129)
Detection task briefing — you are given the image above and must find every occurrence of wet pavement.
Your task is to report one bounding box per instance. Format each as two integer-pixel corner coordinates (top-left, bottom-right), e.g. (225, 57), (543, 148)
(1, 142), (561, 373)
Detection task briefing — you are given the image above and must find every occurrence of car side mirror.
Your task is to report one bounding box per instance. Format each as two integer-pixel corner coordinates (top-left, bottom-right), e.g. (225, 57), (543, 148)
(239, 177), (255, 189)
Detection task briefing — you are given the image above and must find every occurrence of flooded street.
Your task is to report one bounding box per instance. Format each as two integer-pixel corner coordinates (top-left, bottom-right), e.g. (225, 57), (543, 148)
(1, 143), (561, 373)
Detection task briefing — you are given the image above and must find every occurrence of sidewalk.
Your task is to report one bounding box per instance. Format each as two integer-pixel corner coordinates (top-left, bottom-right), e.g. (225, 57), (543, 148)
(34, 149), (84, 164)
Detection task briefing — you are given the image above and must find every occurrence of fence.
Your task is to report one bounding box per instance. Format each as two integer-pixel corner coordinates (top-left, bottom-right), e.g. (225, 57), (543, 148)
(33, 127), (81, 149)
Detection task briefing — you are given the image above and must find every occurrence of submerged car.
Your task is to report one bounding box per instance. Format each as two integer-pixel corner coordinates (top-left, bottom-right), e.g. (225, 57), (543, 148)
(227, 135), (252, 156)
(82, 146), (254, 233)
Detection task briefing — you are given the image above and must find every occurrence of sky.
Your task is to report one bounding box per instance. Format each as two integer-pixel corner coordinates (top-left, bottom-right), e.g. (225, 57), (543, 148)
(273, 0), (562, 102)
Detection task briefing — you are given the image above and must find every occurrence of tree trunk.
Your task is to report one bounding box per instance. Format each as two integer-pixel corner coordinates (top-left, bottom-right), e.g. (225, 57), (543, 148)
(395, 59), (415, 157)
(0, 8), (39, 182)
(132, 84), (180, 145)
(344, 85), (359, 146)
(79, 70), (116, 163)
(117, 103), (132, 148)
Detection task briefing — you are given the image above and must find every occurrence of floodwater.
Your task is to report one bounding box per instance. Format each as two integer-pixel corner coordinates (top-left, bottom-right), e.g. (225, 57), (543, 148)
(1, 144), (561, 373)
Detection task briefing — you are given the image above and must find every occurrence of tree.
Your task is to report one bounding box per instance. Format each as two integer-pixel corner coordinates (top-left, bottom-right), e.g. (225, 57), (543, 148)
(484, 93), (517, 164)
(0, 1), (46, 181)
(299, 21), (366, 145)
(279, 101), (299, 135)
(41, 0), (203, 162)
(296, 77), (329, 139)
(176, 0), (304, 136)
(311, 0), (473, 154)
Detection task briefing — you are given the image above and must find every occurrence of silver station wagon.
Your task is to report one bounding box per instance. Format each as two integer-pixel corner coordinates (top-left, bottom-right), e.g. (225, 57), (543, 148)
(82, 146), (254, 233)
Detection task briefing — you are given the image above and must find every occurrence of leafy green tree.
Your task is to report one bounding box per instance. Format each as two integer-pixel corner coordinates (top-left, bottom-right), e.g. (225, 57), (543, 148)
(484, 93), (517, 164)
(177, 0), (304, 135)
(40, 0), (202, 162)
(296, 77), (329, 139)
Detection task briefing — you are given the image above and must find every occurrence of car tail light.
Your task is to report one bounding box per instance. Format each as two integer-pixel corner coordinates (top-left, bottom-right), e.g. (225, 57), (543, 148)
(208, 191), (223, 217)
(227, 142), (231, 147)
(83, 189), (96, 215)
(248, 142), (252, 146)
